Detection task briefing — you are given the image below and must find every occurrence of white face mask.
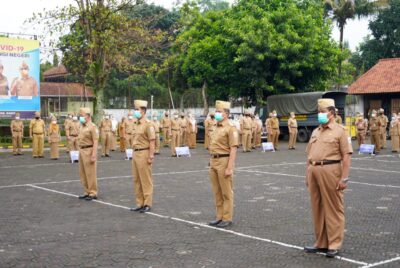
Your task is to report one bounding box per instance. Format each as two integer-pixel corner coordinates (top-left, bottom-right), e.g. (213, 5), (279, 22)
(52, 121), (57, 124)
(372, 114), (376, 118)
(15, 116), (20, 120)
(128, 116), (133, 120)
(73, 116), (78, 121)
(153, 117), (157, 120)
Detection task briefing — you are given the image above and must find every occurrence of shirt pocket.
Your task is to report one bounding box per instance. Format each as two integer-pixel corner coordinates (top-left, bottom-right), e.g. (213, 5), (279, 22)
(322, 137), (338, 144)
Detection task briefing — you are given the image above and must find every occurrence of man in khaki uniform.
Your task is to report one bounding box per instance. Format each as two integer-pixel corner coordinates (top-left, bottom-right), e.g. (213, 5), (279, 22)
(255, 115), (262, 148)
(204, 113), (216, 149)
(378, 108), (388, 149)
(10, 62), (38, 97)
(240, 110), (252, 152)
(66, 115), (80, 151)
(48, 117), (61, 160)
(187, 113), (197, 149)
(334, 108), (343, 125)
(124, 112), (136, 149)
(129, 100), (156, 213)
(152, 112), (161, 154)
(390, 114), (400, 152)
(119, 117), (127, 152)
(64, 114), (72, 153)
(355, 113), (368, 148)
(0, 61), (9, 95)
(251, 114), (258, 149)
(288, 112), (298, 150)
(270, 110), (280, 150)
(170, 112), (181, 157)
(10, 112), (24, 155)
(78, 107), (99, 201)
(265, 113), (272, 142)
(100, 114), (112, 157)
(208, 100), (238, 228)
(29, 111), (45, 158)
(179, 113), (188, 146)
(161, 111), (171, 147)
(110, 115), (118, 151)
(304, 98), (352, 258)
(369, 110), (381, 154)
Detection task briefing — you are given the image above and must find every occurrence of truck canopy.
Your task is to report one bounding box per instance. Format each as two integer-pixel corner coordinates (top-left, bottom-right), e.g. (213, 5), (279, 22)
(266, 91), (346, 115)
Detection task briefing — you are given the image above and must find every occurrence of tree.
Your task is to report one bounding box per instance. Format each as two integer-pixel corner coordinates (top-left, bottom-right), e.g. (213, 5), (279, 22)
(31, 0), (162, 121)
(324, 0), (388, 85)
(351, 0), (400, 73)
(52, 52), (59, 67)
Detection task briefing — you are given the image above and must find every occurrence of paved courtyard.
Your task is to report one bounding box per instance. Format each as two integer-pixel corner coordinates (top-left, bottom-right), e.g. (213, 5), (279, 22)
(0, 141), (399, 267)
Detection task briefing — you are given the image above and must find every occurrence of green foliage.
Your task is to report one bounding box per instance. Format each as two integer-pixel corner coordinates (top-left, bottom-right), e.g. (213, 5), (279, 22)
(350, 0), (400, 73)
(169, 0), (340, 106)
(40, 61), (53, 82)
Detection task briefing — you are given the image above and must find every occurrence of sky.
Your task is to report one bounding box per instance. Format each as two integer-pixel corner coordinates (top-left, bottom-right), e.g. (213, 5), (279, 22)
(0, 0), (371, 53)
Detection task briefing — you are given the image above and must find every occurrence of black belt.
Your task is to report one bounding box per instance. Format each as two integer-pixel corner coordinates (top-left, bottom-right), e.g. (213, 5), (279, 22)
(134, 148), (149, 151)
(172, 129), (179, 131)
(70, 135), (78, 137)
(33, 133), (43, 135)
(357, 129), (365, 131)
(80, 145), (93, 149)
(309, 160), (341, 166)
(211, 154), (230, 158)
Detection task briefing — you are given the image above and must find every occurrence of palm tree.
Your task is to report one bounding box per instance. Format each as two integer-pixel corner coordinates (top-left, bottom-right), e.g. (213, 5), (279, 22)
(324, 0), (388, 86)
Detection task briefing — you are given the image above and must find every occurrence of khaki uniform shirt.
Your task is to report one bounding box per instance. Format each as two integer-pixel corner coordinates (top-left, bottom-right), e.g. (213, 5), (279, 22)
(306, 122), (353, 162)
(265, 118), (271, 133)
(188, 119), (197, 133)
(288, 118), (298, 133)
(132, 118), (156, 149)
(64, 118), (72, 130)
(11, 120), (24, 136)
(379, 115), (388, 133)
(11, 77), (38, 96)
(78, 122), (99, 147)
(100, 119), (112, 133)
(161, 117), (171, 129)
(171, 119), (180, 132)
(209, 120), (239, 155)
(66, 121), (81, 136)
(240, 117), (252, 131)
(270, 118), (279, 129)
(30, 119), (45, 135)
(390, 121), (400, 136)
(152, 120), (161, 133)
(369, 117), (381, 132)
(118, 121), (125, 137)
(355, 118), (368, 130)
(48, 124), (60, 142)
(180, 117), (188, 130)
(0, 74), (9, 95)
(124, 119), (136, 134)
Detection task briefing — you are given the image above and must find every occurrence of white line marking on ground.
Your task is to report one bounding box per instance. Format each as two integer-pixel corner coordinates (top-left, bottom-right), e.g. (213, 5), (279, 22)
(0, 159), (124, 169)
(351, 167), (400, 174)
(26, 184), (368, 266)
(236, 162), (305, 169)
(360, 256), (400, 268)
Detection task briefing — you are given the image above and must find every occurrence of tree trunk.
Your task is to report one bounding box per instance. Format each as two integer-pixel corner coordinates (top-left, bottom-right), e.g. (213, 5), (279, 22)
(93, 86), (104, 124)
(168, 66), (175, 109)
(337, 24), (344, 90)
(201, 80), (209, 116)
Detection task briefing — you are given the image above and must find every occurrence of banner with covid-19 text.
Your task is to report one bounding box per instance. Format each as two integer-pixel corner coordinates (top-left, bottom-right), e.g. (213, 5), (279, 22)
(0, 37), (40, 119)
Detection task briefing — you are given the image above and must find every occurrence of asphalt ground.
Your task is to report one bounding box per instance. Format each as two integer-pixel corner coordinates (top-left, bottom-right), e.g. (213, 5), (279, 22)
(0, 141), (399, 268)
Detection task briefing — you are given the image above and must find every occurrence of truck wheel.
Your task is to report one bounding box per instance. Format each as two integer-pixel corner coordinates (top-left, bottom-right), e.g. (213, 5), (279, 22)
(297, 128), (309, 143)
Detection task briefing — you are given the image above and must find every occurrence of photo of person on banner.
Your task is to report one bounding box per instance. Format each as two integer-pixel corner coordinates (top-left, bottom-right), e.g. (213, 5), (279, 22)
(10, 61), (38, 97)
(0, 61), (9, 96)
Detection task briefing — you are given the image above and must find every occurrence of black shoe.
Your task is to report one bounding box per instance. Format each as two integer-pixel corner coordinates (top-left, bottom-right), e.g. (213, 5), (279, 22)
(105, 154), (110, 157)
(101, 155), (105, 157)
(326, 249), (339, 258)
(78, 194), (89, 199)
(216, 221), (232, 228)
(208, 220), (222, 226)
(140, 205), (151, 213)
(130, 206), (144, 212)
(304, 246), (328, 253)
(171, 155), (177, 157)
(39, 156), (44, 158)
(18, 153), (23, 155)
(85, 195), (97, 201)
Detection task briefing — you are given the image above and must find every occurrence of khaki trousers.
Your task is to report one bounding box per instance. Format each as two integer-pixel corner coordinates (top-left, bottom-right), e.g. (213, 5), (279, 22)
(163, 128), (170, 146)
(126, 134), (134, 149)
(32, 134), (44, 157)
(155, 133), (160, 153)
(256, 131), (262, 147)
(209, 157), (234, 221)
(380, 127), (387, 148)
(101, 131), (112, 155)
(12, 133), (23, 154)
(171, 130), (180, 156)
(242, 130), (252, 151)
(205, 131), (210, 149)
(188, 132), (196, 148)
(110, 132), (117, 151)
(371, 131), (381, 153)
(68, 136), (79, 151)
(251, 130), (257, 148)
(180, 130), (187, 146)
(132, 150), (153, 207)
(270, 129), (279, 149)
(392, 135), (399, 152)
(50, 142), (59, 159)
(289, 129), (298, 149)
(307, 163), (344, 250)
(356, 130), (366, 147)
(120, 137), (126, 152)
(79, 148), (98, 196)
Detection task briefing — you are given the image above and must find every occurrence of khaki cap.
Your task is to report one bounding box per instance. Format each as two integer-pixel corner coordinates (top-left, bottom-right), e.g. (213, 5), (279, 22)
(153, 112), (158, 116)
(318, 99), (335, 109)
(34, 111), (40, 117)
(290, 112), (295, 116)
(80, 107), (91, 114)
(134, 100), (148, 109)
(379, 108), (384, 113)
(215, 100), (231, 110)
(15, 112), (20, 116)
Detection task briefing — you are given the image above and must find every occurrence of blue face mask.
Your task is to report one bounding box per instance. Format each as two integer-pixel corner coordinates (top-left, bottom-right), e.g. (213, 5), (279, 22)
(134, 110), (142, 119)
(318, 113), (329, 124)
(215, 112), (223, 122)
(79, 116), (86, 124)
